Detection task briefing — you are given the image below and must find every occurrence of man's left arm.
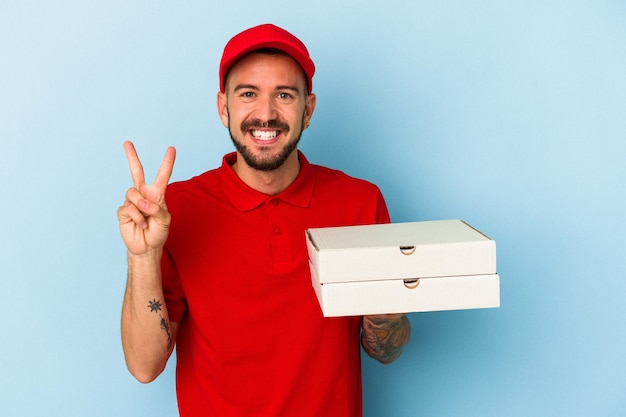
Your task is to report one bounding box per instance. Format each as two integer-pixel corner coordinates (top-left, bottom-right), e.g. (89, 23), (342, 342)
(361, 314), (411, 364)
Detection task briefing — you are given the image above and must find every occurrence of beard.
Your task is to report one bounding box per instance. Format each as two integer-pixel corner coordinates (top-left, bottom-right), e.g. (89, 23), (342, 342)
(227, 112), (305, 172)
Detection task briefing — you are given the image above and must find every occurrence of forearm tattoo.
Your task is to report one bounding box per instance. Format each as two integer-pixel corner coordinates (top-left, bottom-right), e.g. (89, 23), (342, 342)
(361, 315), (410, 364)
(148, 299), (172, 349)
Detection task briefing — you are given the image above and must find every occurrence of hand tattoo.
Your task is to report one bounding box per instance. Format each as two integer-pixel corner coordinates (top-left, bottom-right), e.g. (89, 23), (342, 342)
(362, 315), (410, 364)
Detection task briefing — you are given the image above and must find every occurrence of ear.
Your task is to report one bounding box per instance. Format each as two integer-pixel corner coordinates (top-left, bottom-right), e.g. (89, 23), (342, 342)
(303, 93), (317, 130)
(217, 92), (229, 128)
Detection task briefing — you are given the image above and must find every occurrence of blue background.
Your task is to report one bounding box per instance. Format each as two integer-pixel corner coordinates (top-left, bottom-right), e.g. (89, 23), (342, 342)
(1, 1), (625, 416)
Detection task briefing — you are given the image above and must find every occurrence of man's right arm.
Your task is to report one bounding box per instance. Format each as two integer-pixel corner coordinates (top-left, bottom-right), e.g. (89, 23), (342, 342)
(121, 249), (178, 383)
(118, 141), (177, 383)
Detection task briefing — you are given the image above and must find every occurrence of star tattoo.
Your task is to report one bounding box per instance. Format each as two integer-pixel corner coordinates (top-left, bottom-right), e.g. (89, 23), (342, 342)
(148, 299), (162, 313)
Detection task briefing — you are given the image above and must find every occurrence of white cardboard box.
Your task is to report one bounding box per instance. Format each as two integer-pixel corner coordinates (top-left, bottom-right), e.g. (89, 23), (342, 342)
(306, 219), (500, 317)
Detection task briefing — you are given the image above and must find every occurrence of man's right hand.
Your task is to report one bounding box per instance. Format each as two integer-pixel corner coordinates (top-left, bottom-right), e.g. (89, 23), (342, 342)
(117, 141), (176, 256)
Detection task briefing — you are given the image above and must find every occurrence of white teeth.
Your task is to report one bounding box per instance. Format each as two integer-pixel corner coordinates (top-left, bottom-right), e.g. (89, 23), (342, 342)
(251, 130), (278, 140)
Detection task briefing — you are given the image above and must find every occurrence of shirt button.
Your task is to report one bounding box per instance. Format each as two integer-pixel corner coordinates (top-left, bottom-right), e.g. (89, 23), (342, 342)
(273, 226), (282, 236)
(270, 199), (280, 206)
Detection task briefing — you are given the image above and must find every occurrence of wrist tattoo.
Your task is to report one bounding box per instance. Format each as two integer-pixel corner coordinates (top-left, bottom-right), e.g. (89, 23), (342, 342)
(148, 299), (172, 349)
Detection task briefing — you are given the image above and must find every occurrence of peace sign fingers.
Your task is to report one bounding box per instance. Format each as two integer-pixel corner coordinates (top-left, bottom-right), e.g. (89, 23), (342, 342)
(123, 141), (176, 192)
(123, 141), (147, 189)
(119, 141), (177, 255)
(154, 145), (176, 191)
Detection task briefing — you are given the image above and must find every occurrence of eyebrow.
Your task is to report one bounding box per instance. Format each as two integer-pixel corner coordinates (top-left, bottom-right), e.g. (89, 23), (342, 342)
(233, 84), (258, 92)
(233, 83), (302, 95)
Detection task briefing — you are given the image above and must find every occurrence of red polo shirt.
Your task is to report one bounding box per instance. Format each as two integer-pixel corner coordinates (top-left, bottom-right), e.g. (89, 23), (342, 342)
(161, 151), (389, 417)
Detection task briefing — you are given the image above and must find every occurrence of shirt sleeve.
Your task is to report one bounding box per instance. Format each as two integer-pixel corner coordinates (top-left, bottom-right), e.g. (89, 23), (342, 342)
(161, 245), (187, 323)
(375, 187), (391, 225)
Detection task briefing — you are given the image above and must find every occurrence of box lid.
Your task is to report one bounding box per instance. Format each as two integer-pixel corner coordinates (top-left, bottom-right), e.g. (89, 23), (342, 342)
(306, 219), (496, 283)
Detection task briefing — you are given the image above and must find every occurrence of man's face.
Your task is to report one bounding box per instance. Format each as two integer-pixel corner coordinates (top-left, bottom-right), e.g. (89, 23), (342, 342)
(218, 52), (316, 172)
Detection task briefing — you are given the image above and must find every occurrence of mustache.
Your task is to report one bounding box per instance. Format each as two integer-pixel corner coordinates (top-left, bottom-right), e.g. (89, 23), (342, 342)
(241, 119), (290, 131)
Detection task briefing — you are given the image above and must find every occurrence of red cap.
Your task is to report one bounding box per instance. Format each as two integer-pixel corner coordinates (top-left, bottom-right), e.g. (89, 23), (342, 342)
(219, 24), (315, 94)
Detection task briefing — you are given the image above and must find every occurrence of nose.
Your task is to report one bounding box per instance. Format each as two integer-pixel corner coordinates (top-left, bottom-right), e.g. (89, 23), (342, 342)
(255, 94), (279, 123)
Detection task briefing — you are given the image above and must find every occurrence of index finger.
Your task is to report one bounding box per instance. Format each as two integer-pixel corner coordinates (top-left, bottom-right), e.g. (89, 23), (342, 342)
(123, 141), (145, 189)
(153, 146), (176, 189)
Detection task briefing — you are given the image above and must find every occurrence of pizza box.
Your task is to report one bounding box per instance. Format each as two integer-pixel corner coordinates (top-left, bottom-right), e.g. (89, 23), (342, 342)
(306, 219), (500, 316)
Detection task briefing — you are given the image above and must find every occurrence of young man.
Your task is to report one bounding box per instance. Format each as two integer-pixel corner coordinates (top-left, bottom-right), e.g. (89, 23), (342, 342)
(118, 24), (410, 417)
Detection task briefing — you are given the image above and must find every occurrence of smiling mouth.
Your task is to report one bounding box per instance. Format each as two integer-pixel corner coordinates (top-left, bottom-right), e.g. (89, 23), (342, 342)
(250, 129), (279, 141)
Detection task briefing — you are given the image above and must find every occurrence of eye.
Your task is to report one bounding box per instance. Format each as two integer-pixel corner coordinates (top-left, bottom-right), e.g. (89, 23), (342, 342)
(277, 92), (295, 102)
(236, 91), (256, 102)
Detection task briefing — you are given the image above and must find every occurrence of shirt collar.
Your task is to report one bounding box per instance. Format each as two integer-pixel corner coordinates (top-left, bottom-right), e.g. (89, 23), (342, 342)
(218, 151), (315, 212)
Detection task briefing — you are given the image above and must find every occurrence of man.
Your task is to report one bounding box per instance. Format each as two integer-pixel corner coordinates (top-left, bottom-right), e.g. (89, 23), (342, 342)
(119, 23), (410, 416)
